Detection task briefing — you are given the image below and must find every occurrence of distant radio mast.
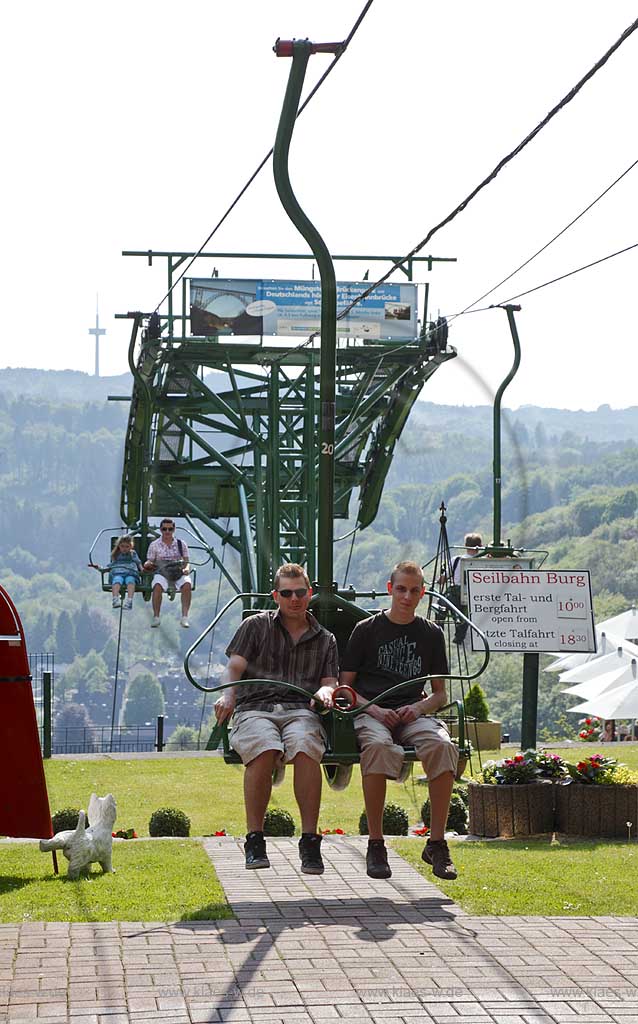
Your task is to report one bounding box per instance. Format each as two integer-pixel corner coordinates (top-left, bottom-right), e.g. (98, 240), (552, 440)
(88, 297), (106, 377)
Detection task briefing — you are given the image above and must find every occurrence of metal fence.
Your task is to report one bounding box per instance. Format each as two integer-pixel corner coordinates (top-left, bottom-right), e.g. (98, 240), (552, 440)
(50, 725), (159, 755)
(29, 652), (55, 706)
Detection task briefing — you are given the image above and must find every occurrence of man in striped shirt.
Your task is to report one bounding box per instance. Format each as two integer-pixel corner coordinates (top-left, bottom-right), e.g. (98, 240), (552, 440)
(215, 564), (337, 874)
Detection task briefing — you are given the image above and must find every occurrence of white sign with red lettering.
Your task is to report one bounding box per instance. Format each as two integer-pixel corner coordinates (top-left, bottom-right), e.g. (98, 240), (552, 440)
(467, 568), (596, 653)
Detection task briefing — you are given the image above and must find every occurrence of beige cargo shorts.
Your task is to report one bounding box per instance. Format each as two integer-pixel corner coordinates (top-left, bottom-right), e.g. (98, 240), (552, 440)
(354, 713), (458, 780)
(230, 706), (326, 766)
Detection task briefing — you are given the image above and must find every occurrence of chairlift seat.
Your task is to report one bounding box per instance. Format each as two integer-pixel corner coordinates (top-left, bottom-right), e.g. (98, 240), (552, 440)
(97, 567), (197, 600)
(207, 701), (470, 785)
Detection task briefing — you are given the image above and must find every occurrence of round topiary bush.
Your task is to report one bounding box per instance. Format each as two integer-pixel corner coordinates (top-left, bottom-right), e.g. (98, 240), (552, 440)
(51, 808), (80, 832)
(263, 807), (295, 837)
(359, 802), (409, 836)
(148, 807), (191, 837)
(420, 791), (468, 834)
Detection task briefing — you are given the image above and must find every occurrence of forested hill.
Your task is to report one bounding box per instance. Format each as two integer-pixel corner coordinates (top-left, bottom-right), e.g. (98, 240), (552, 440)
(1, 366), (637, 741)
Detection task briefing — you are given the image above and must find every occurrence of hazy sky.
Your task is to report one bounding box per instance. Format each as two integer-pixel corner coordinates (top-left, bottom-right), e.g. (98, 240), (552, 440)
(3, 1), (637, 410)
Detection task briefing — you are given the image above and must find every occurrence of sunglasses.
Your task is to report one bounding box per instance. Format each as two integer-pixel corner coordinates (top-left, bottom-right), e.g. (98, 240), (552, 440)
(161, 526), (175, 532)
(277, 588), (308, 599)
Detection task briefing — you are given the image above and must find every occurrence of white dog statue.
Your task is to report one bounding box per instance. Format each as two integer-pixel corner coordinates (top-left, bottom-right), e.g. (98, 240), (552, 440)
(40, 793), (117, 879)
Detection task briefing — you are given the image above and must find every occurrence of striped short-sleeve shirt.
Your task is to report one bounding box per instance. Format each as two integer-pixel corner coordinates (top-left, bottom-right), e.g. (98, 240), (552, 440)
(226, 610), (338, 710)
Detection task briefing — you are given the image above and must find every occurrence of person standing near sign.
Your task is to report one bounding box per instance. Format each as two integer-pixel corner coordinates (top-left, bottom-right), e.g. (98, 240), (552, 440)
(439, 533), (483, 644)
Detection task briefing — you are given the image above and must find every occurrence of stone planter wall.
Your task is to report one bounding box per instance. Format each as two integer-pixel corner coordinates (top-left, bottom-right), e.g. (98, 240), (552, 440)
(555, 785), (638, 837)
(469, 781), (638, 838)
(468, 781), (554, 837)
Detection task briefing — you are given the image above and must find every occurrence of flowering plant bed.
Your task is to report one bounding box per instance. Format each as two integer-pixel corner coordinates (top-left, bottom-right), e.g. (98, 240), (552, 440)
(469, 749), (638, 837)
(578, 716), (602, 741)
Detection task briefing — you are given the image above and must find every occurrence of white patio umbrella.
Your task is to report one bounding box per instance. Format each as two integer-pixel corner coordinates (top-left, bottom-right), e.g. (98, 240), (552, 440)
(558, 646), (636, 685)
(544, 630), (633, 673)
(561, 659), (638, 700)
(567, 662), (638, 719)
(596, 607), (638, 643)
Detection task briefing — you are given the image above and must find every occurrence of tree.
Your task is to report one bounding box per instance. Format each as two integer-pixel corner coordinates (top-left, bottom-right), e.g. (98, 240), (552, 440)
(54, 610), (76, 663)
(75, 602), (112, 656)
(55, 702), (93, 733)
(167, 725), (199, 750)
(123, 671), (165, 726)
(59, 651), (108, 703)
(101, 636), (119, 674)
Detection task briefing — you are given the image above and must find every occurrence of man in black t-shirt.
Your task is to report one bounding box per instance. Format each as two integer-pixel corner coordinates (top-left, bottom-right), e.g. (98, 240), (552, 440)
(340, 560), (458, 882)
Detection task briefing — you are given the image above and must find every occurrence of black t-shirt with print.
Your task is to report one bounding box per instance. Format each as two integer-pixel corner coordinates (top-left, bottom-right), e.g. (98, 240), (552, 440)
(342, 611), (448, 709)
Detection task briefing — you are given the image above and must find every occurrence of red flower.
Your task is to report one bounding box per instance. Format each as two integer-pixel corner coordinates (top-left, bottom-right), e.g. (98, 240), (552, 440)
(214, 830), (226, 836)
(514, 755), (524, 762)
(412, 826), (430, 836)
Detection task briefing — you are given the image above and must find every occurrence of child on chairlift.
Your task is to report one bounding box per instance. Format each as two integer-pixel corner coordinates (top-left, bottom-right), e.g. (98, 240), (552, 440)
(92, 535), (143, 610)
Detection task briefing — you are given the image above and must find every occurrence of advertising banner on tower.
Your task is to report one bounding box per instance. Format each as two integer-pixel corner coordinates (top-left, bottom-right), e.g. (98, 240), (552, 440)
(189, 278), (419, 341)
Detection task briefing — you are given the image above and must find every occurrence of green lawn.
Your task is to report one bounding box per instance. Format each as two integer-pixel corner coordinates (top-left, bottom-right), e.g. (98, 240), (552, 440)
(7, 747), (638, 920)
(43, 757), (428, 836)
(41, 743), (638, 837)
(394, 835), (638, 916)
(0, 840), (232, 922)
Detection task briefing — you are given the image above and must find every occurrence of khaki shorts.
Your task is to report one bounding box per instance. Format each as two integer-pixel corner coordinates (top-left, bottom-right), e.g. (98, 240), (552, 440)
(151, 573), (191, 592)
(354, 713), (458, 780)
(230, 706), (326, 766)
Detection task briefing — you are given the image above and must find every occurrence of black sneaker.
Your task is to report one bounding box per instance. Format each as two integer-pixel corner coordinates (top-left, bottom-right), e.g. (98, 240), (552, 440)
(366, 839), (392, 879)
(422, 838), (457, 879)
(244, 831), (270, 870)
(298, 833), (324, 875)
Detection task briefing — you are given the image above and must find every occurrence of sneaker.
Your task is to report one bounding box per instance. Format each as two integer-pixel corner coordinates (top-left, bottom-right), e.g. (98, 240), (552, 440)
(244, 831), (270, 870)
(124, 598), (133, 610)
(366, 839), (392, 879)
(150, 616), (161, 628)
(112, 597), (120, 608)
(180, 616), (190, 628)
(422, 838), (457, 880)
(298, 833), (324, 875)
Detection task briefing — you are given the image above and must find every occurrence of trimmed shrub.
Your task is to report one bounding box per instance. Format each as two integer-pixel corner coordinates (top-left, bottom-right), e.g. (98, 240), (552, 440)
(359, 802), (409, 836)
(263, 808), (295, 837)
(51, 808), (80, 832)
(464, 683), (489, 722)
(148, 807), (191, 837)
(420, 791), (469, 834)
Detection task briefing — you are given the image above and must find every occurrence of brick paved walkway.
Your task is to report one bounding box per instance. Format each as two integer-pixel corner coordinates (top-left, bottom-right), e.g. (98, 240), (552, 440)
(2, 836), (638, 1024)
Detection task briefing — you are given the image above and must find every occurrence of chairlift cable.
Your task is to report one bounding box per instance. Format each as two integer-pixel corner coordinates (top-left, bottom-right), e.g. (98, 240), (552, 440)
(460, 240), (638, 310)
(335, 15), (638, 323)
(342, 525), (358, 587)
(197, 529), (229, 749)
(152, 0), (376, 314)
(454, 156), (638, 318)
(109, 600), (126, 754)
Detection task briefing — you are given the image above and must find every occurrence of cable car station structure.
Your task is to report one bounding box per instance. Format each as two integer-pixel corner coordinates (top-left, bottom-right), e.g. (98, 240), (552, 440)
(106, 38), (493, 774)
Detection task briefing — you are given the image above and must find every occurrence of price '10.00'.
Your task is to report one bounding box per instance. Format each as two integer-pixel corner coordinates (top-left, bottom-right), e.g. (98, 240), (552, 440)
(558, 600), (586, 612)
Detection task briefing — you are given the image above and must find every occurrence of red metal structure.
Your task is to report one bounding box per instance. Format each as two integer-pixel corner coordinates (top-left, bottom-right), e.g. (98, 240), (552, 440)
(0, 584), (53, 839)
